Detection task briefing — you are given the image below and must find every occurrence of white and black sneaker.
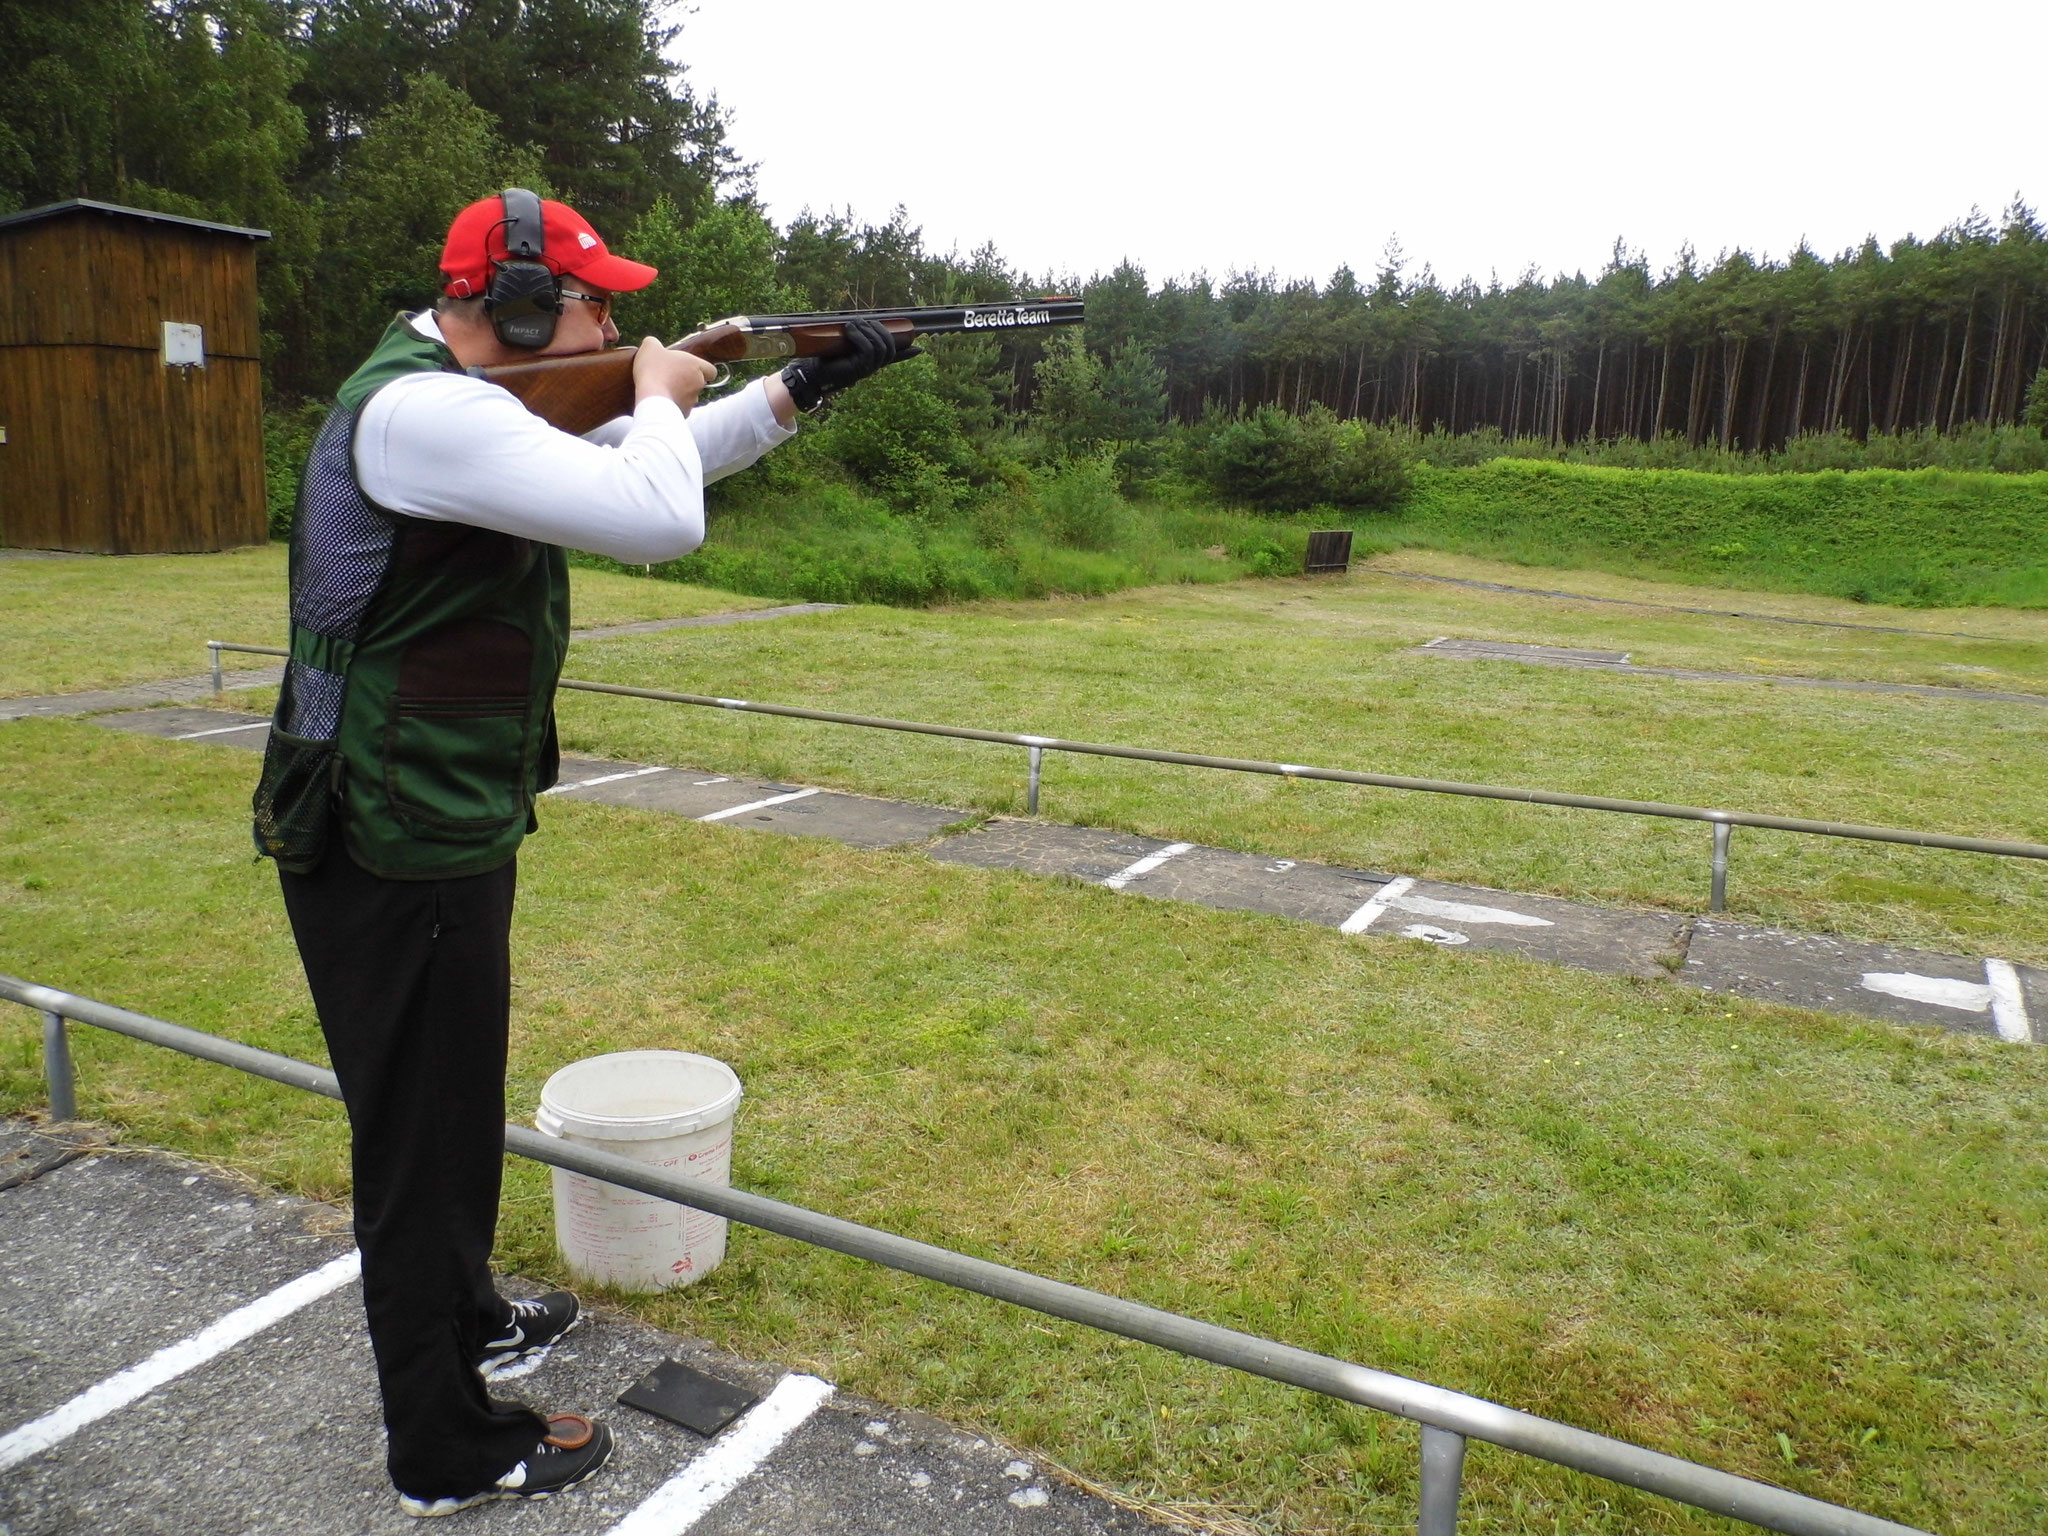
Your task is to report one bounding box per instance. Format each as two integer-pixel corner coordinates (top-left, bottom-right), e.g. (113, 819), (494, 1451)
(399, 1413), (614, 1517)
(477, 1290), (582, 1377)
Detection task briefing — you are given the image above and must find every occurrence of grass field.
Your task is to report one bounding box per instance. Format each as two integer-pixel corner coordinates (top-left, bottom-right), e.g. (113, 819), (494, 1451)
(1387, 461), (2048, 609)
(488, 552), (2048, 964)
(5, 545), (2046, 1531)
(0, 545), (773, 698)
(2, 722), (2044, 1534)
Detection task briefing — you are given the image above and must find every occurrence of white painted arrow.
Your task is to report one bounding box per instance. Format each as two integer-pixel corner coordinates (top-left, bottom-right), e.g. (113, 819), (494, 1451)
(1391, 893), (1553, 928)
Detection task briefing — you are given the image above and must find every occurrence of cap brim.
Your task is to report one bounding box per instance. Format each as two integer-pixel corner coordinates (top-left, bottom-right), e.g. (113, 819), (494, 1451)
(566, 251), (659, 293)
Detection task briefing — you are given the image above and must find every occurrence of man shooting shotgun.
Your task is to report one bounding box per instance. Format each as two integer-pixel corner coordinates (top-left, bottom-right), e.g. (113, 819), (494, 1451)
(251, 187), (933, 1518)
(479, 298), (1086, 435)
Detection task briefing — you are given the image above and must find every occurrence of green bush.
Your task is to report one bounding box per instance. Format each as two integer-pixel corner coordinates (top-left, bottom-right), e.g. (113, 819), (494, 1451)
(816, 356), (975, 518)
(1199, 405), (1409, 511)
(261, 401), (331, 539)
(1031, 455), (1127, 550)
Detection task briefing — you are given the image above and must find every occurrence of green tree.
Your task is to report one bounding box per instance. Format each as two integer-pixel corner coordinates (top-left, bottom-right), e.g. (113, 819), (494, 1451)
(1030, 331), (1106, 456)
(616, 194), (796, 343)
(2026, 368), (2048, 432)
(310, 72), (549, 381)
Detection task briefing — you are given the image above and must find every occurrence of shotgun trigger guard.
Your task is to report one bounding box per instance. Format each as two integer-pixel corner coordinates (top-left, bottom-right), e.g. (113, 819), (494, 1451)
(703, 363), (733, 391)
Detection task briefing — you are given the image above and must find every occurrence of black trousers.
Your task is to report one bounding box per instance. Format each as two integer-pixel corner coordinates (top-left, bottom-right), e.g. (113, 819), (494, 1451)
(279, 850), (547, 1497)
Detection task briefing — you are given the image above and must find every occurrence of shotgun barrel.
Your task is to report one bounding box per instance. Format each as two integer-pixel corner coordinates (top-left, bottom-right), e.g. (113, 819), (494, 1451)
(476, 297), (1084, 436)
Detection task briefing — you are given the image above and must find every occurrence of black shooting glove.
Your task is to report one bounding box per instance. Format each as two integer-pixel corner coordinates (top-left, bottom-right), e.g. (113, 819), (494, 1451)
(780, 317), (920, 412)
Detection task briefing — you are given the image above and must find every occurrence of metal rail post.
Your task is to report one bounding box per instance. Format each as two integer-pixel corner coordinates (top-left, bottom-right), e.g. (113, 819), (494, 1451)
(1418, 1425), (1467, 1536)
(42, 1010), (76, 1122)
(1711, 822), (1733, 913)
(208, 642), (224, 696)
(1027, 745), (1043, 815)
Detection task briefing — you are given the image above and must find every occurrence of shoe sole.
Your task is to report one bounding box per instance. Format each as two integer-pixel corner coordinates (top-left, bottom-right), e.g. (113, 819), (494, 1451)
(398, 1433), (612, 1518)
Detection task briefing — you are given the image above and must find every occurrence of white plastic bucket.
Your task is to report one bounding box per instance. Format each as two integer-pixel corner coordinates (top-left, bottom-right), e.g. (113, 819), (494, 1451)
(535, 1050), (743, 1291)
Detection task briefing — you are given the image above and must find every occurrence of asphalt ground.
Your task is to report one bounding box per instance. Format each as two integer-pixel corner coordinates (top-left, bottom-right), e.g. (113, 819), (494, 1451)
(0, 1119), (1159, 1536)
(75, 704), (2047, 1044)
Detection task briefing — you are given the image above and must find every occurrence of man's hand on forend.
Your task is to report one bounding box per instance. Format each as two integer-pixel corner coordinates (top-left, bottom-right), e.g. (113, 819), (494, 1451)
(780, 317), (920, 412)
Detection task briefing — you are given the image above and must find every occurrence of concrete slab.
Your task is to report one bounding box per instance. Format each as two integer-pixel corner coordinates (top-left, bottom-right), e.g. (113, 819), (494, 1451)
(1685, 921), (2043, 1041)
(0, 671), (284, 722)
(928, 821), (1171, 884)
(0, 1145), (346, 1428)
(934, 828), (1684, 980)
(692, 1403), (1141, 1536)
(1345, 877), (1685, 978)
(548, 763), (963, 849)
(1108, 843), (1391, 927)
(93, 707), (271, 746)
(0, 1131), (1169, 1535)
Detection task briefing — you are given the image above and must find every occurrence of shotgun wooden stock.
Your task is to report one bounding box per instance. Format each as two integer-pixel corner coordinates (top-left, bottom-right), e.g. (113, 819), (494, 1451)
(475, 299), (1084, 436)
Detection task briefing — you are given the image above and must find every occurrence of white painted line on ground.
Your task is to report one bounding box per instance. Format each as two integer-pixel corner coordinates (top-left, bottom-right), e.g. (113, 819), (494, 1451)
(1860, 972), (1993, 1013)
(1401, 923), (1471, 946)
(1340, 876), (1417, 935)
(543, 766), (670, 796)
(1390, 893), (1554, 929)
(697, 787), (820, 822)
(171, 720), (269, 740)
(604, 1373), (835, 1536)
(692, 777), (729, 786)
(0, 1249), (362, 1474)
(1103, 842), (1195, 891)
(1984, 959), (2033, 1043)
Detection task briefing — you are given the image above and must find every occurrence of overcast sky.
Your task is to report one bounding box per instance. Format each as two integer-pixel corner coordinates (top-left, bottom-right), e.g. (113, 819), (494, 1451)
(669, 0), (2042, 292)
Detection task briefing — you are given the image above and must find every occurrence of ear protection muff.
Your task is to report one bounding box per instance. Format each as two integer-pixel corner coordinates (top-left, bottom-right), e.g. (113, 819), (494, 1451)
(485, 188), (560, 349)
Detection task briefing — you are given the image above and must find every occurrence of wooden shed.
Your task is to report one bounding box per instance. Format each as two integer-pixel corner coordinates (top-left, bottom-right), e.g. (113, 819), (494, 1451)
(0, 199), (269, 553)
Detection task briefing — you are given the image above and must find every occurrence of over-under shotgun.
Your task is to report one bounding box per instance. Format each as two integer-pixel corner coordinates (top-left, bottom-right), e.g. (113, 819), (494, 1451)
(476, 299), (1085, 436)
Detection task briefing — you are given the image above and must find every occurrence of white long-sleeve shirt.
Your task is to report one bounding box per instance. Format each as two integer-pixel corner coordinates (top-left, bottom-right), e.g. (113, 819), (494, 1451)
(352, 312), (796, 563)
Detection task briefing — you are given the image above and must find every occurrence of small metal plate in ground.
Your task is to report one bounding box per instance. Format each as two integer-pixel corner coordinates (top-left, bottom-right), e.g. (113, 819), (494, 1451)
(620, 1357), (762, 1437)
(1414, 638), (1632, 667)
(1685, 920), (2045, 1039)
(93, 707), (271, 747)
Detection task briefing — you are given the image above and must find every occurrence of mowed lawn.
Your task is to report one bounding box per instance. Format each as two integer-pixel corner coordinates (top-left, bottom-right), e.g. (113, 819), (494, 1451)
(512, 551), (2047, 965)
(0, 544), (774, 698)
(2, 722), (2044, 1534)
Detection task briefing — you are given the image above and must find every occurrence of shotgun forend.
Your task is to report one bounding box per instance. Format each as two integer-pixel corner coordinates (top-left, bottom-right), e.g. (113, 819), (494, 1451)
(475, 298), (1084, 436)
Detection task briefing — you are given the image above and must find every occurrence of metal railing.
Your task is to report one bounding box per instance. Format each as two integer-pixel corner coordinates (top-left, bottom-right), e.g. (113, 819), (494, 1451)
(205, 641), (2048, 913)
(8, 973), (1930, 1536)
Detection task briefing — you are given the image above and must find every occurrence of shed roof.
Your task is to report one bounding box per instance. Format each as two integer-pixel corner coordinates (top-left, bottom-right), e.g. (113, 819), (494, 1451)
(0, 199), (270, 241)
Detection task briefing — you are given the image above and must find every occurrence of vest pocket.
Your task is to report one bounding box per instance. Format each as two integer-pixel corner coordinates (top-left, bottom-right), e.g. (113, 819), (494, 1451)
(382, 618), (535, 841)
(384, 703), (530, 839)
(252, 728), (339, 870)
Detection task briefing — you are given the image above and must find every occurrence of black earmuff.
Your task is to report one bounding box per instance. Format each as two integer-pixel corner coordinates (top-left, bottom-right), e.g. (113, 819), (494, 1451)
(485, 188), (560, 349)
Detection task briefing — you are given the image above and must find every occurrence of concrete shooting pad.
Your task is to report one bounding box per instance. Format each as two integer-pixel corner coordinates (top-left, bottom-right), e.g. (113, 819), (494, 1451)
(929, 821), (1686, 979)
(58, 705), (2048, 1043)
(548, 754), (965, 849)
(1684, 920), (2044, 1041)
(0, 1122), (1158, 1536)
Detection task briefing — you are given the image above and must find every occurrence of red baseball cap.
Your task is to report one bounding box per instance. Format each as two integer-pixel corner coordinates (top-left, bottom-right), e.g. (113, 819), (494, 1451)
(439, 194), (658, 298)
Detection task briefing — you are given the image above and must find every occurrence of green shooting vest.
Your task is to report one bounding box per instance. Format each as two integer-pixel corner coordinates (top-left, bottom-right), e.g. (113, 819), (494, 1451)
(252, 315), (569, 879)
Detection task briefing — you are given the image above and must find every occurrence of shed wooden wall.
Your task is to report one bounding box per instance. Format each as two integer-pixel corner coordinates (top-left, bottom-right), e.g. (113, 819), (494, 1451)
(0, 213), (266, 553)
